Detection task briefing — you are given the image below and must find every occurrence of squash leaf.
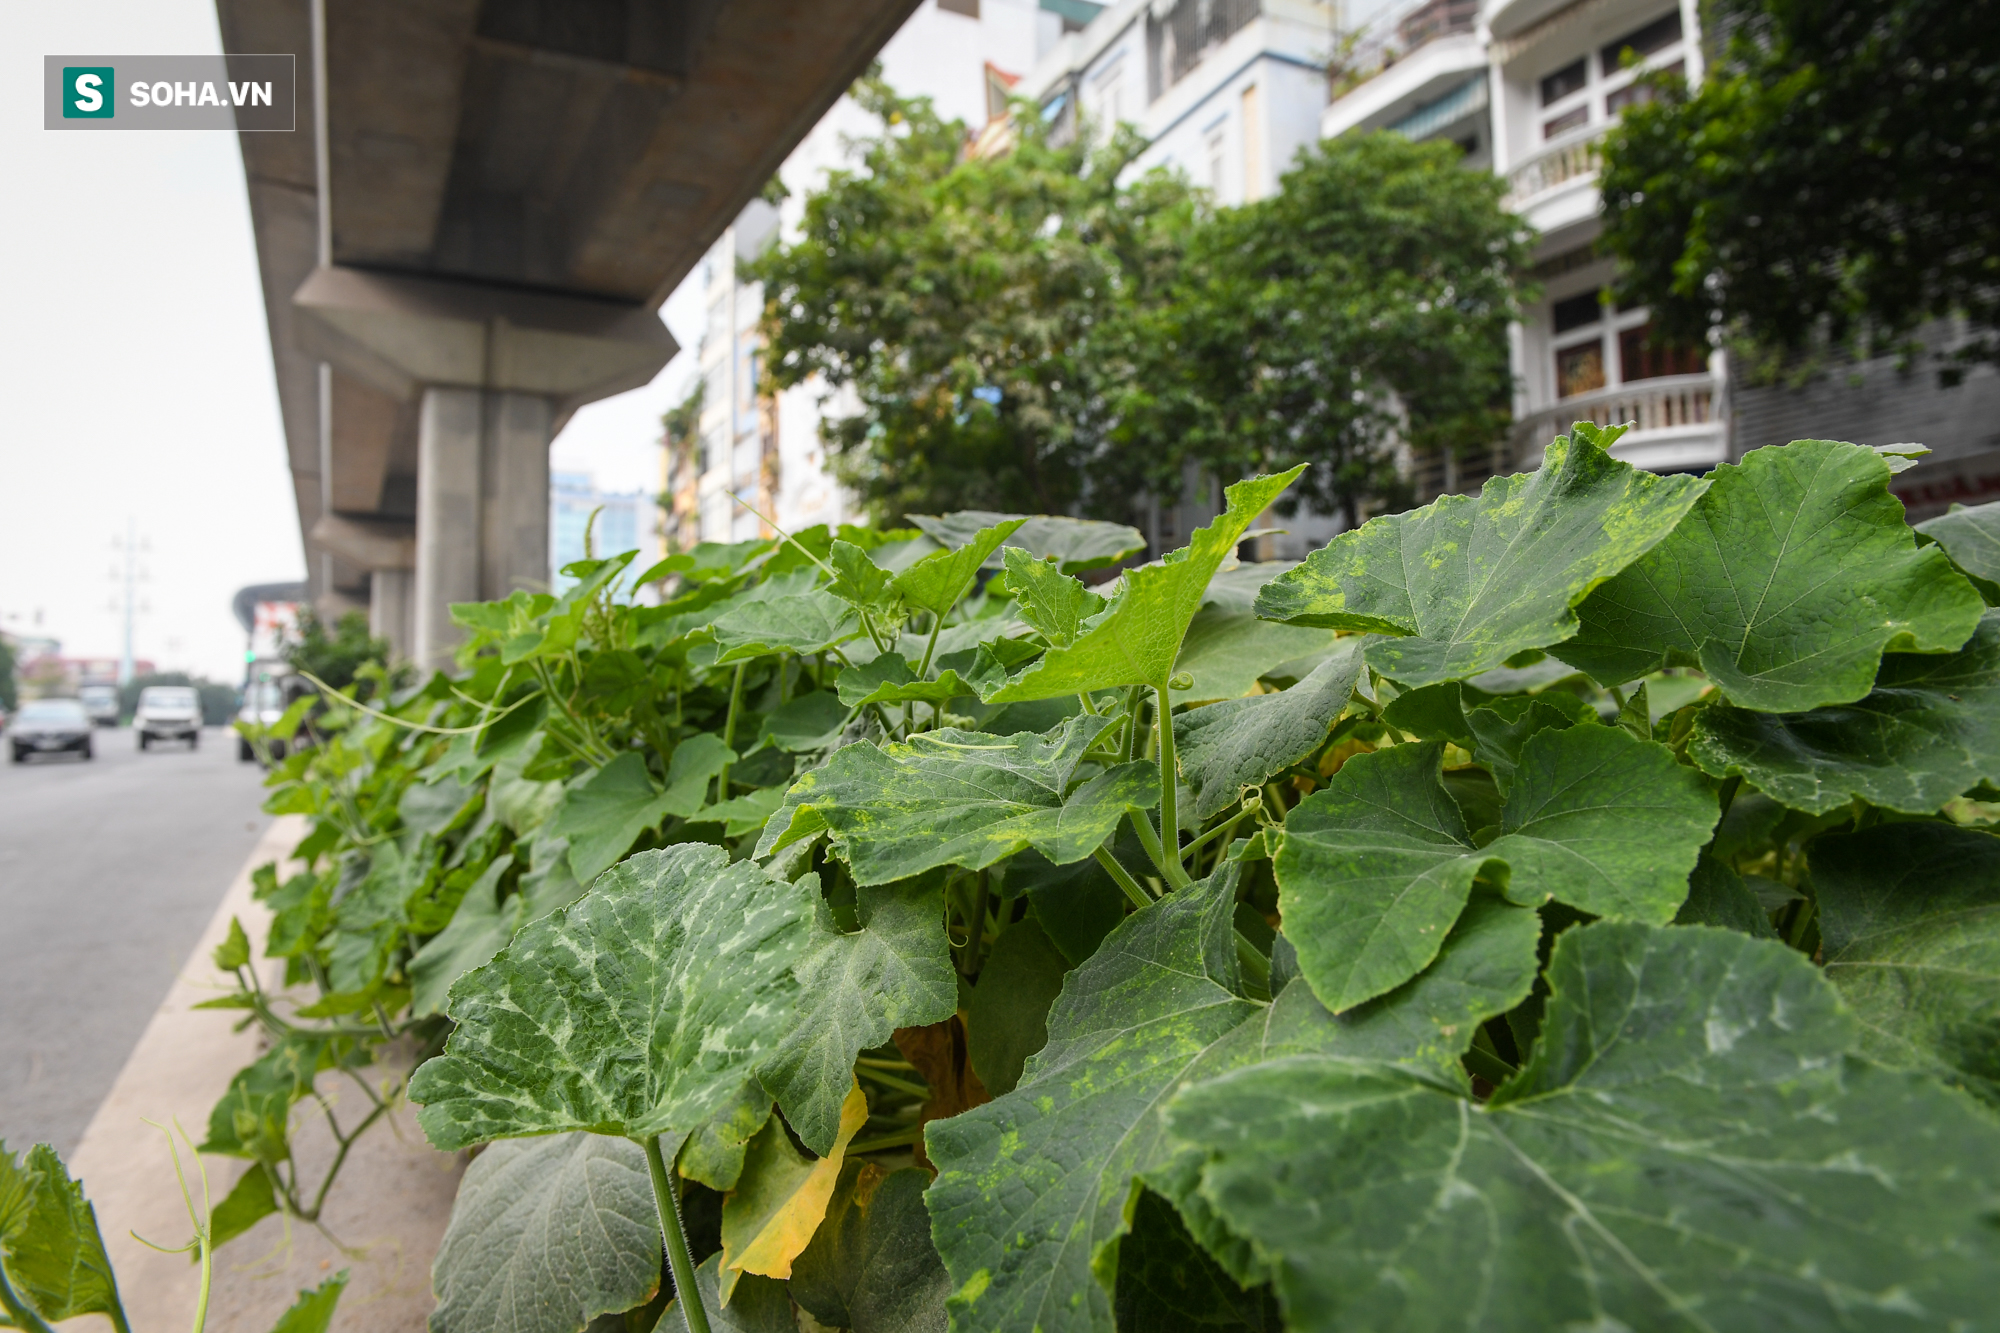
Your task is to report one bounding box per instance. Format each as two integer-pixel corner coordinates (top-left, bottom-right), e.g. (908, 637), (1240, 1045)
(1255, 423), (1706, 687)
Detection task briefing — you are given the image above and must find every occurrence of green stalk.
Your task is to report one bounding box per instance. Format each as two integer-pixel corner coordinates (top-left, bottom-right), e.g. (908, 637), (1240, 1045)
(1154, 685), (1189, 882)
(848, 1124), (924, 1155)
(1094, 846), (1155, 910)
(1120, 686), (1144, 763)
(1180, 802), (1255, 868)
(716, 662), (747, 801)
(644, 1135), (711, 1333)
(916, 610), (946, 680)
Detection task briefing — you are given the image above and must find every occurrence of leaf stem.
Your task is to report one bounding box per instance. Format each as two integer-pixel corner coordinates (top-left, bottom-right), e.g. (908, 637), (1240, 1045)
(1462, 1041), (1517, 1090)
(1153, 685), (1191, 887)
(1127, 811), (1177, 885)
(848, 1124), (924, 1155)
(716, 663), (747, 800)
(1094, 846), (1155, 910)
(855, 1065), (931, 1099)
(643, 1135), (711, 1333)
(1180, 802), (1255, 868)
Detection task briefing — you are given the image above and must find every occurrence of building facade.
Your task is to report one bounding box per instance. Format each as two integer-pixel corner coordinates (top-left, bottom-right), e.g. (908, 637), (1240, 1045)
(661, 0), (1102, 552)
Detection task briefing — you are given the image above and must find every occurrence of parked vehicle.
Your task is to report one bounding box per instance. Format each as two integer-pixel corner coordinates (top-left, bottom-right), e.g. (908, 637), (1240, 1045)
(77, 683), (120, 727)
(9, 699), (93, 763)
(134, 685), (202, 751)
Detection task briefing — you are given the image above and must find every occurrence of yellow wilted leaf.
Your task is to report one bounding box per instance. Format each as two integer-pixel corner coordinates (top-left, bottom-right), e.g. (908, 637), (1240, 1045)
(717, 1079), (868, 1303)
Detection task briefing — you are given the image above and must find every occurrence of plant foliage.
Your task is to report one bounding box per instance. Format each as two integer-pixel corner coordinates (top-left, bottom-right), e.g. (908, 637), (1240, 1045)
(115, 433), (2000, 1333)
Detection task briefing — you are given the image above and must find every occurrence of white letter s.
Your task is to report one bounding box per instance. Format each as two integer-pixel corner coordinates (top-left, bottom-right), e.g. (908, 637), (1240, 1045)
(73, 73), (102, 113)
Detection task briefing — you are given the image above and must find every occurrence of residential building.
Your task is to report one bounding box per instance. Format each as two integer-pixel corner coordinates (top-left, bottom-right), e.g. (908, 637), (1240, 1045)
(551, 471), (655, 592)
(663, 0), (1101, 550)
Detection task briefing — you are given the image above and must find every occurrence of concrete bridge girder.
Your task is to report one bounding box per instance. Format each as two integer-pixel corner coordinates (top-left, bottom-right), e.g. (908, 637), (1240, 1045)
(220, 0), (926, 666)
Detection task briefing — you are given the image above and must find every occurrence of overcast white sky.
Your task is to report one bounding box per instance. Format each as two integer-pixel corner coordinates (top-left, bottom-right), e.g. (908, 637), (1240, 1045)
(0, 2), (700, 683)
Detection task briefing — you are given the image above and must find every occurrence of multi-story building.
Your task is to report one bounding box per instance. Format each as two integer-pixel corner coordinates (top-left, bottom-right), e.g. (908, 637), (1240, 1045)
(662, 0), (1102, 550)
(551, 471), (654, 592)
(1324, 0), (1722, 491)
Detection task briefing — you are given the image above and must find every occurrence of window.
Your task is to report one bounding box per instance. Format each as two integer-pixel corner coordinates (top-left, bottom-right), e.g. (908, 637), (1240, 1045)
(1619, 324), (1706, 381)
(1540, 58), (1586, 106)
(1206, 127), (1226, 193)
(1556, 342), (1606, 398)
(1606, 58), (1683, 114)
(1552, 291), (1603, 334)
(1543, 105), (1589, 138)
(1601, 11), (1682, 75)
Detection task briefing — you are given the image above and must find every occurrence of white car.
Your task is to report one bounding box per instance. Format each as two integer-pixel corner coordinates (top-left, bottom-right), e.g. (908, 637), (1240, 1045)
(135, 685), (203, 751)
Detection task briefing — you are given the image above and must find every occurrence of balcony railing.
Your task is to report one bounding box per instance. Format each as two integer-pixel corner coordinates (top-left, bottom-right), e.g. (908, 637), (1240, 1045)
(1328, 0), (1479, 99)
(1503, 123), (1607, 209)
(1514, 372), (1718, 451)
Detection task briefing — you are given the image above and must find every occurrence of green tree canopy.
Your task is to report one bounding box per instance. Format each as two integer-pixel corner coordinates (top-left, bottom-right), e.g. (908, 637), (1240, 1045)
(1108, 133), (1530, 529)
(1600, 0), (2000, 373)
(283, 608), (391, 692)
(750, 78), (1196, 526)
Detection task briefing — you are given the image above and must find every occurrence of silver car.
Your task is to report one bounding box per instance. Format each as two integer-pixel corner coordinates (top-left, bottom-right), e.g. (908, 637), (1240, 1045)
(135, 685), (203, 751)
(9, 699), (94, 763)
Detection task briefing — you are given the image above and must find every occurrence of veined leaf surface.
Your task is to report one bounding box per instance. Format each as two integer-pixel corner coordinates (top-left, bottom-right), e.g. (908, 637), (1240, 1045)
(1166, 922), (2000, 1332)
(791, 1163), (952, 1333)
(409, 845), (811, 1151)
(985, 468), (1305, 700)
(757, 716), (1152, 883)
(1812, 821), (2000, 1106)
(908, 512), (1145, 573)
(1690, 610), (2000, 813)
(891, 518), (1025, 617)
(1175, 644), (1367, 821)
(0, 1142), (126, 1326)
(1255, 424), (1706, 687)
(1917, 498), (2000, 595)
(763, 879), (957, 1155)
(428, 1133), (661, 1333)
(1276, 729), (1714, 1010)
(1560, 438), (1984, 710)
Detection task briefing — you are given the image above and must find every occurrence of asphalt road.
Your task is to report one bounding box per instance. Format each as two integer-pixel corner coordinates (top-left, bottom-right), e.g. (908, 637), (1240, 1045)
(0, 724), (274, 1156)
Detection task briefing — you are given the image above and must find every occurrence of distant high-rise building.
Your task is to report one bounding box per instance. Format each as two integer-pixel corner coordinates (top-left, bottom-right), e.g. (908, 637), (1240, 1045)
(551, 471), (654, 592)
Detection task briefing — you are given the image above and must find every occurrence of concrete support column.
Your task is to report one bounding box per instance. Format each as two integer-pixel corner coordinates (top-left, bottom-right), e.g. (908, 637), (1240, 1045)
(367, 569), (414, 663)
(413, 386), (553, 673)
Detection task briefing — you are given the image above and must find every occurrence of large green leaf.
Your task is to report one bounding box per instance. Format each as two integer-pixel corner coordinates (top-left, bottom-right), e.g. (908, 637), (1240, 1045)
(429, 1133), (660, 1333)
(892, 518), (1026, 617)
(926, 867), (1343, 1333)
(0, 1142), (125, 1326)
(1812, 821), (2000, 1106)
(711, 572), (862, 664)
(410, 854), (517, 1017)
(758, 717), (1157, 884)
(791, 1163), (950, 1333)
(908, 512), (1145, 574)
(269, 1271), (349, 1333)
(1255, 424), (1706, 687)
(762, 878), (957, 1155)
(759, 691), (849, 753)
(552, 739), (733, 883)
(835, 653), (978, 708)
(1917, 498), (2000, 594)
(1175, 644), (1367, 821)
(1276, 729), (1715, 1010)
(1165, 922), (2000, 1332)
(1560, 438), (1985, 711)
(1690, 610), (2000, 813)
(985, 468), (1305, 701)
(1169, 608), (1336, 705)
(409, 845), (812, 1151)
(200, 1035), (332, 1163)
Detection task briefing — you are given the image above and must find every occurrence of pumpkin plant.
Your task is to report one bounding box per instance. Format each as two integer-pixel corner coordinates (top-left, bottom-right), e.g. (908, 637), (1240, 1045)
(20, 423), (1991, 1332)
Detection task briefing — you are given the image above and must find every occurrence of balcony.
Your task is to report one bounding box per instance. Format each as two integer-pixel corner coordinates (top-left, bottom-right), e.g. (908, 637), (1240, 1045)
(1514, 372), (1727, 474)
(1328, 0), (1479, 102)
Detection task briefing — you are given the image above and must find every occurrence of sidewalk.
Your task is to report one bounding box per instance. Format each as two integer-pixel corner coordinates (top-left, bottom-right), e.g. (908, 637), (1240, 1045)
(62, 816), (465, 1332)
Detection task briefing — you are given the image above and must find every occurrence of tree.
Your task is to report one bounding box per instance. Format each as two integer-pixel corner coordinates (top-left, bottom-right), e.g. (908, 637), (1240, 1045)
(0, 635), (15, 713)
(1106, 132), (1529, 530)
(283, 608), (390, 693)
(750, 77), (1196, 525)
(1600, 0), (2000, 376)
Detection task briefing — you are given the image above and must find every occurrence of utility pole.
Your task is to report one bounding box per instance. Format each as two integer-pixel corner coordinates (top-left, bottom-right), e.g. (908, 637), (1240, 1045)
(110, 519), (149, 686)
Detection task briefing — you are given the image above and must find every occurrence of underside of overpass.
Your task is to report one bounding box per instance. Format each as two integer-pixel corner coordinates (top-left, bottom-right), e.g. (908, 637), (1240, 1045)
(219, 0), (921, 668)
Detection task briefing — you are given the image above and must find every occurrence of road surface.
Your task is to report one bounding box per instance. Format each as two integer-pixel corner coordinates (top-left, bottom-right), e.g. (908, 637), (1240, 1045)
(0, 725), (274, 1156)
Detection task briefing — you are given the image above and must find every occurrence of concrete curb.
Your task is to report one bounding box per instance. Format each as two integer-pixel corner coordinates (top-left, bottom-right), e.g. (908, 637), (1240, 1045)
(62, 816), (464, 1332)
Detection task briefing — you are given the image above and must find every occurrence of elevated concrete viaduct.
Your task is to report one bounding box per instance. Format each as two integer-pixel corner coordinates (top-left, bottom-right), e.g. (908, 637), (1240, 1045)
(219, 0), (922, 670)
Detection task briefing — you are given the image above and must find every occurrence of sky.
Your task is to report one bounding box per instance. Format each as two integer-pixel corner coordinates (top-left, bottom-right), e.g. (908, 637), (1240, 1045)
(0, 1), (700, 684)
